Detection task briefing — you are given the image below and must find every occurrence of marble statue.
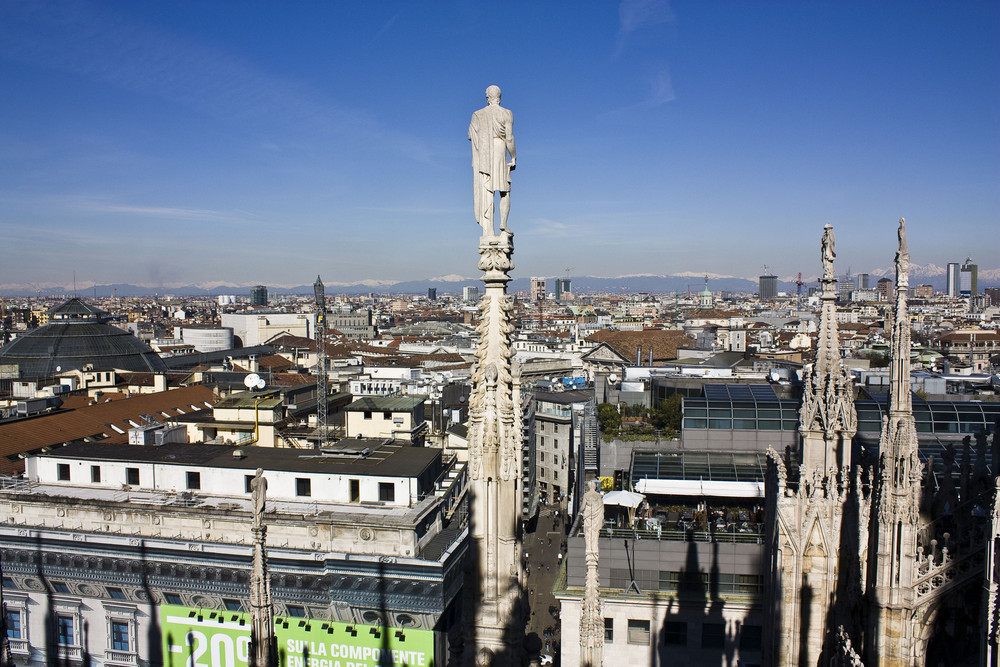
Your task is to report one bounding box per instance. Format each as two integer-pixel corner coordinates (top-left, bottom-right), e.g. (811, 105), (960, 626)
(251, 468), (267, 524)
(822, 224), (836, 280)
(469, 85), (516, 236)
(582, 480), (604, 556)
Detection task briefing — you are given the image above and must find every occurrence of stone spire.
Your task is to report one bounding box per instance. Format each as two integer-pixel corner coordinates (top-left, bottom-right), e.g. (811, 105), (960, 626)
(249, 469), (276, 667)
(764, 224), (857, 667)
(579, 481), (604, 667)
(464, 86), (524, 666)
(800, 223), (857, 472)
(866, 218), (923, 664)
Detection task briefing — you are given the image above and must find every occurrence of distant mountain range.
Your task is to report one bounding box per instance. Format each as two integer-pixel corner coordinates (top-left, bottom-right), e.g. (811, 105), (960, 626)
(2, 265), (997, 298)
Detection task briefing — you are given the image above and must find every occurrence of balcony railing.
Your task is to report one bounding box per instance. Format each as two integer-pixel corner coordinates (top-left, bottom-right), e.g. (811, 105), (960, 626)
(8, 638), (29, 655)
(105, 649), (139, 665)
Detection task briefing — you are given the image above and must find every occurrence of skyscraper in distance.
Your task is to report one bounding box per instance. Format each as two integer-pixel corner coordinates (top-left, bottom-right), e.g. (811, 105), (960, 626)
(947, 262), (961, 297)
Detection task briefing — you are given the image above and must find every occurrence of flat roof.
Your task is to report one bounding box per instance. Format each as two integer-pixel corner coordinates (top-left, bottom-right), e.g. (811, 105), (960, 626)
(345, 396), (425, 412)
(632, 450), (768, 483)
(45, 439), (441, 478)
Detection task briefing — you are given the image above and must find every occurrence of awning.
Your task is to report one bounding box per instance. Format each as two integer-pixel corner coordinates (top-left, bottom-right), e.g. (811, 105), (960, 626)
(602, 490), (645, 508)
(634, 478), (764, 498)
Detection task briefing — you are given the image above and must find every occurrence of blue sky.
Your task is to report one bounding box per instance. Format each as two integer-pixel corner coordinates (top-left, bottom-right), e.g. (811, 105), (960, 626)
(1, 1), (997, 290)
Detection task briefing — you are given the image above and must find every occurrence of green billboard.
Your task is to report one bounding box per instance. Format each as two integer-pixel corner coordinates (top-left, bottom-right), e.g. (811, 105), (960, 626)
(160, 604), (436, 667)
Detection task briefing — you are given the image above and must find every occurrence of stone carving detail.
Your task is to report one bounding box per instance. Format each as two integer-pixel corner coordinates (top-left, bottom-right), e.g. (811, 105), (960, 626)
(580, 480), (604, 666)
(249, 468), (276, 667)
(829, 626), (865, 667)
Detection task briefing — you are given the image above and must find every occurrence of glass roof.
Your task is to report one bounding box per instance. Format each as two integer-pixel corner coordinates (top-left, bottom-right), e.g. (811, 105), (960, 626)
(632, 450), (768, 482)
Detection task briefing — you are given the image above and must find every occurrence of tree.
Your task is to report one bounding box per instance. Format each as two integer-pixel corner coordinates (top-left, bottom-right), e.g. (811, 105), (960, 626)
(597, 403), (621, 433)
(650, 394), (683, 435)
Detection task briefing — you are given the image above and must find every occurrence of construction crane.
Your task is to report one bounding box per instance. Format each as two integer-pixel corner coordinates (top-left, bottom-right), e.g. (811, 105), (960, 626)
(795, 272), (804, 310)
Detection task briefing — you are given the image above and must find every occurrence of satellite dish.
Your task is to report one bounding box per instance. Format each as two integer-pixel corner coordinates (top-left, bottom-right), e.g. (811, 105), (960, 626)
(244, 373), (265, 391)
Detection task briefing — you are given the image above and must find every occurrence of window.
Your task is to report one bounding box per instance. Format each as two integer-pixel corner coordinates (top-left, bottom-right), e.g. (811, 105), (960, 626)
(363, 411), (372, 420)
(111, 620), (130, 651)
(126, 467), (139, 486)
(6, 609), (22, 639)
(627, 619), (650, 645)
(91, 466), (101, 483)
(702, 622), (725, 649)
(378, 483), (395, 502)
(540, 452), (545, 462)
(383, 411), (392, 420)
(740, 625), (762, 651)
(296, 478), (311, 497)
(350, 479), (360, 503)
(223, 599), (243, 612)
(662, 621), (687, 646)
(52, 582), (70, 594)
(604, 618), (613, 642)
(287, 605), (306, 618)
(108, 587), (127, 600)
(57, 464), (70, 481)
(245, 475), (254, 493)
(186, 471), (201, 490)
(57, 615), (75, 645)
(163, 592), (182, 606)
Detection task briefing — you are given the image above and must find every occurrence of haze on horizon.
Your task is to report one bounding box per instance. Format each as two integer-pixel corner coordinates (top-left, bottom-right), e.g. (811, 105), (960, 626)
(1, 1), (997, 290)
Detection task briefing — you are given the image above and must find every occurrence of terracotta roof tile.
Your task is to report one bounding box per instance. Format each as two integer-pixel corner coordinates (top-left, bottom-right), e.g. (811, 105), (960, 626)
(586, 329), (693, 361)
(0, 385), (215, 475)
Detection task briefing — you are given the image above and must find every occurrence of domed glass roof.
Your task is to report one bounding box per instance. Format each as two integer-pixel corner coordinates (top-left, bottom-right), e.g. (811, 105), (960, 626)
(0, 298), (167, 379)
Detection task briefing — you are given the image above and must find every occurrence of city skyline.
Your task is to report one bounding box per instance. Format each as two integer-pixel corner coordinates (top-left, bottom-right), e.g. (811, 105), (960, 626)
(2, 1), (997, 289)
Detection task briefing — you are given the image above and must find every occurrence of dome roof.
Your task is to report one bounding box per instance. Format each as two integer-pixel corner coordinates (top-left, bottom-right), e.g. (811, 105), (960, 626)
(0, 298), (167, 379)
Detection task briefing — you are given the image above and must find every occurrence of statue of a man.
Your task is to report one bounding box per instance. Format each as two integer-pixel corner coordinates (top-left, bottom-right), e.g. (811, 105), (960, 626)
(582, 479), (604, 556)
(821, 224), (836, 280)
(250, 468), (267, 524)
(895, 217), (908, 275)
(469, 85), (516, 236)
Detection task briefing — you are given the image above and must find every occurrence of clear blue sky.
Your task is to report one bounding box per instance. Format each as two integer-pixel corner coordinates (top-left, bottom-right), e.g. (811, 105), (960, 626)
(1, 1), (997, 290)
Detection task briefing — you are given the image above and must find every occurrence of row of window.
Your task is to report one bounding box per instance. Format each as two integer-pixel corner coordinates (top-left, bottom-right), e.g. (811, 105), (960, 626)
(603, 618), (761, 650)
(55, 465), (396, 501)
(5, 609), (134, 654)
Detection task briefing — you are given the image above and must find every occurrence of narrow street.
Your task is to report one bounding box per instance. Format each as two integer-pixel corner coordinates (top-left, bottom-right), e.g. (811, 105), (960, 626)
(524, 504), (567, 664)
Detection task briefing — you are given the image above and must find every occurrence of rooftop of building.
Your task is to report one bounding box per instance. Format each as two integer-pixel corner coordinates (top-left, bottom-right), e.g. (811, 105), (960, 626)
(0, 385), (216, 475)
(42, 436), (441, 478)
(345, 395), (426, 412)
(0, 298), (169, 379)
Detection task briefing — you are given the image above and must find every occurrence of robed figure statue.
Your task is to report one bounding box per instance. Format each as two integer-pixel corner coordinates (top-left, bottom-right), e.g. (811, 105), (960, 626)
(469, 85), (516, 236)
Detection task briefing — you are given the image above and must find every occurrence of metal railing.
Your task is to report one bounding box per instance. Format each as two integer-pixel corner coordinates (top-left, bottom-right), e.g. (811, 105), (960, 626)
(602, 525), (764, 544)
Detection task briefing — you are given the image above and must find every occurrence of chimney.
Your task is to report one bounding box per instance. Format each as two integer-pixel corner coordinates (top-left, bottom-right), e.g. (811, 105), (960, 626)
(636, 346), (641, 366)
